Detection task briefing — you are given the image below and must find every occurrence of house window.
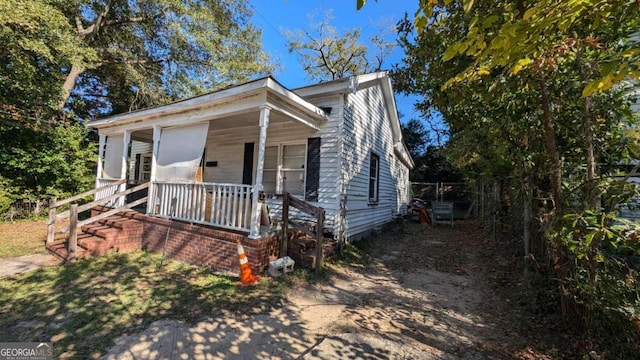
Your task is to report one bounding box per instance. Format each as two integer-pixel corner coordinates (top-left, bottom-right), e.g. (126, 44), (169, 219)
(262, 143), (306, 196)
(138, 154), (152, 182)
(263, 146), (278, 194)
(369, 153), (380, 203)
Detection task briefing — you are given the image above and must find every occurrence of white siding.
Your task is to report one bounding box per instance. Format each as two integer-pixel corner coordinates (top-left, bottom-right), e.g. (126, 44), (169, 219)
(203, 122), (315, 183)
(341, 85), (411, 239)
(294, 94), (344, 236)
(128, 140), (152, 180)
(203, 112), (343, 230)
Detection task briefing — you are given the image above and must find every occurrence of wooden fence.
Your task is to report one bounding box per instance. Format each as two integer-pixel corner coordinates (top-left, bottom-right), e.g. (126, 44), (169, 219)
(281, 192), (325, 273)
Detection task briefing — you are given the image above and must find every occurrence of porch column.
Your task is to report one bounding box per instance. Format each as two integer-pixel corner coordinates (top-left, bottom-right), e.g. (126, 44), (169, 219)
(249, 106), (270, 238)
(146, 125), (161, 214)
(118, 130), (131, 206)
(94, 134), (106, 200)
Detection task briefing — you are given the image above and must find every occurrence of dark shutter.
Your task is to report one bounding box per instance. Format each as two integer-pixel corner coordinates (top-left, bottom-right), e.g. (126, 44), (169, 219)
(134, 154), (141, 181)
(305, 137), (321, 201)
(242, 142), (254, 185)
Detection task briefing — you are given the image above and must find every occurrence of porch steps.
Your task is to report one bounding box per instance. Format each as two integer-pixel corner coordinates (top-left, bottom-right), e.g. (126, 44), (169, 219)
(287, 234), (339, 269)
(46, 213), (143, 261)
(46, 240), (90, 261)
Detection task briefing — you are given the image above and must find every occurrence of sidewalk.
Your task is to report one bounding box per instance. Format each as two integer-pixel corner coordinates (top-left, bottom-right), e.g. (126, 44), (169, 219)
(0, 253), (62, 278)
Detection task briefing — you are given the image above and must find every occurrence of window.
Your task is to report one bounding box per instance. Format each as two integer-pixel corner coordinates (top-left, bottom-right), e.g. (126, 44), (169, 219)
(281, 144), (306, 196)
(369, 153), (380, 203)
(262, 143), (306, 196)
(263, 146), (278, 194)
(138, 154), (152, 182)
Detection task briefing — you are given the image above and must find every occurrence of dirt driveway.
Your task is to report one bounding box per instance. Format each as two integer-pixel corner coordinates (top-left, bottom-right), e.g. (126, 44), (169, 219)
(102, 221), (541, 359)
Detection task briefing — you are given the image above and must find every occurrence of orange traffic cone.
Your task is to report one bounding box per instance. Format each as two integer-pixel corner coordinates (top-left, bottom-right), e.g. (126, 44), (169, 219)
(237, 240), (260, 285)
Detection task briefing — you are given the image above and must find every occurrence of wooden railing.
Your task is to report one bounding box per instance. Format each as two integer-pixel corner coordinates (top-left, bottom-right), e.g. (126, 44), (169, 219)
(47, 181), (149, 261)
(151, 182), (254, 232)
(282, 192), (326, 273)
(95, 178), (124, 205)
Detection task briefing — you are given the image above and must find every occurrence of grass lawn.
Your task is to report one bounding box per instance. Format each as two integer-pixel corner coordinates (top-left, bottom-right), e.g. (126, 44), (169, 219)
(0, 220), (47, 258)
(0, 250), (297, 359)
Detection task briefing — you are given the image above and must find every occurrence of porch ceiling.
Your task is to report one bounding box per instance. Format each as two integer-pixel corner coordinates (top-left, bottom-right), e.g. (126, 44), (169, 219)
(130, 108), (306, 143)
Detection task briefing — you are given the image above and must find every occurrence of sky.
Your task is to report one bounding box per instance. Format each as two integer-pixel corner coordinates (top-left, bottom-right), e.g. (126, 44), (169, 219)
(250, 0), (422, 124)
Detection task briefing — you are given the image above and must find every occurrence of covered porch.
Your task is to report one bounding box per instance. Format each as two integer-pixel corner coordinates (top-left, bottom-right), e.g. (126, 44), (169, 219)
(89, 77), (328, 239)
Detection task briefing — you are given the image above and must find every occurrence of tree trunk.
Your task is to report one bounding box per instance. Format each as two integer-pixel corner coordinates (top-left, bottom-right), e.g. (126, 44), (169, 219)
(540, 82), (563, 211)
(58, 63), (85, 110)
(577, 47), (598, 209)
(522, 164), (532, 276)
(584, 98), (597, 208)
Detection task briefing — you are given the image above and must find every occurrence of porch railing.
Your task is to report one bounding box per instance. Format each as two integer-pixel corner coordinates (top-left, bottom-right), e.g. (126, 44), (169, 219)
(47, 181), (149, 262)
(95, 178), (124, 205)
(151, 182), (255, 233)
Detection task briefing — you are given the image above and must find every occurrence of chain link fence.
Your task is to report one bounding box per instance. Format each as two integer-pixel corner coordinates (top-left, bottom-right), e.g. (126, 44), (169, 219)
(411, 182), (476, 219)
(1, 200), (47, 222)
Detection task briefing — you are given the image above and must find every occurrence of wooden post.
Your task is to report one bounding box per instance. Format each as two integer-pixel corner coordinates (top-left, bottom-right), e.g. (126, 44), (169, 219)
(68, 204), (78, 262)
(315, 208), (325, 274)
(249, 106), (270, 238)
(47, 197), (56, 244)
(119, 130), (131, 207)
(95, 134), (106, 199)
(281, 192), (289, 257)
(147, 125), (161, 214)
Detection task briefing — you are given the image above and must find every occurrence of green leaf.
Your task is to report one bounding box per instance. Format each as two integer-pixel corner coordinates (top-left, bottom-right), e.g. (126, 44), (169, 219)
(442, 43), (459, 62)
(463, 0), (475, 13)
(357, 0), (366, 10)
(415, 15), (428, 32)
(523, 7), (536, 20)
(582, 80), (600, 97)
(482, 15), (499, 28)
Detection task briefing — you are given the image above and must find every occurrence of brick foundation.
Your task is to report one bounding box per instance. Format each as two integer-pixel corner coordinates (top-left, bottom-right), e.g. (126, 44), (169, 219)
(98, 208), (279, 274)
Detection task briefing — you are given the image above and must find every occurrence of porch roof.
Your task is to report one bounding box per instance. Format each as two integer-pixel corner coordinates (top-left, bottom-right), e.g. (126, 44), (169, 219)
(88, 77), (329, 133)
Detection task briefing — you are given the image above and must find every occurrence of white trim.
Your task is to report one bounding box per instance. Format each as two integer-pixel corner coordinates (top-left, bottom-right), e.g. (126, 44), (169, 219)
(88, 77), (328, 133)
(250, 106), (270, 238)
(137, 153), (152, 182)
(293, 71), (389, 97)
(146, 126), (161, 214)
(368, 152), (380, 203)
(95, 134), (106, 193)
(295, 72), (414, 169)
(119, 131), (131, 206)
(262, 141), (308, 197)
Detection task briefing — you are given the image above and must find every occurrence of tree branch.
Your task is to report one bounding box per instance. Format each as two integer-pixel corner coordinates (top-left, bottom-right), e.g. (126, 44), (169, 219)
(103, 17), (144, 27)
(76, 0), (116, 39)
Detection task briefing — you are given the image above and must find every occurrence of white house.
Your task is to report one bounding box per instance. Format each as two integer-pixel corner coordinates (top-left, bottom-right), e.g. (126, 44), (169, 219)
(87, 72), (413, 246)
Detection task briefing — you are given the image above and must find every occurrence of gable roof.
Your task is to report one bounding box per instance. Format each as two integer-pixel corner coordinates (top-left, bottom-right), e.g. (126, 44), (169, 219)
(294, 72), (414, 169)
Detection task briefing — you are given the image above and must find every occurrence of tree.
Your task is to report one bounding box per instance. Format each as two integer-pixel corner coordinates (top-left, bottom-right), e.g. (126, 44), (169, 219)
(0, 0), (275, 215)
(0, 0), (91, 119)
(0, 118), (96, 203)
(0, 0), (273, 118)
(62, 0), (273, 117)
(388, 0), (640, 352)
(284, 10), (394, 81)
